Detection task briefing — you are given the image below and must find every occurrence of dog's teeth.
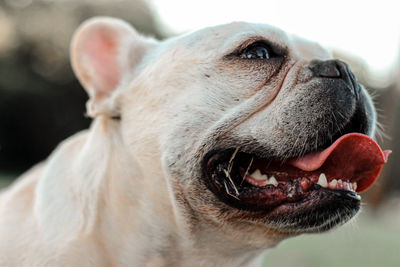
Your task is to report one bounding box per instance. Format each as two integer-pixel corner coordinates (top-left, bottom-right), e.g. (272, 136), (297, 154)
(329, 179), (338, 188)
(249, 169), (261, 179)
(317, 173), (328, 187)
(345, 182), (351, 190)
(353, 182), (357, 190)
(268, 176), (278, 185)
(250, 169), (267, 180)
(324, 177), (357, 191)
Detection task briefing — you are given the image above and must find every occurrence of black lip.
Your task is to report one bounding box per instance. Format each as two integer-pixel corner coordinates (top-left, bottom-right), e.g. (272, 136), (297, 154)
(267, 187), (360, 233)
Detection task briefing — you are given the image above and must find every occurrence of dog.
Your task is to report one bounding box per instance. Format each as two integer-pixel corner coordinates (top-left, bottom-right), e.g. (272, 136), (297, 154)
(0, 17), (390, 266)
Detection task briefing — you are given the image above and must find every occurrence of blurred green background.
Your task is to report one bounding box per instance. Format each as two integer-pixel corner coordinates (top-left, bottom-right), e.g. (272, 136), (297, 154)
(0, 0), (399, 266)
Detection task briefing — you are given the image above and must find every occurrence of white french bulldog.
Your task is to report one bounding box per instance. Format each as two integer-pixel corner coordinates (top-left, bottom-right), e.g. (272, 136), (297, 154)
(0, 17), (390, 267)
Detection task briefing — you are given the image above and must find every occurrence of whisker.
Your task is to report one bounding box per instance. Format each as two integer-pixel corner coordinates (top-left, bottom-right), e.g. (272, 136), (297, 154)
(227, 147), (239, 174)
(240, 157), (254, 186)
(224, 181), (240, 200)
(224, 169), (239, 196)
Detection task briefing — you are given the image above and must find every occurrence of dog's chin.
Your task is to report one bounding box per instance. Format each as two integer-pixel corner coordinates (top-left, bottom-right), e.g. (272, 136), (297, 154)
(202, 149), (361, 233)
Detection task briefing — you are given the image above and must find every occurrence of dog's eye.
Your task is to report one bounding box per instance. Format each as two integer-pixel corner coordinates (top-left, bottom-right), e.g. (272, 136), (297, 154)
(242, 42), (272, 59)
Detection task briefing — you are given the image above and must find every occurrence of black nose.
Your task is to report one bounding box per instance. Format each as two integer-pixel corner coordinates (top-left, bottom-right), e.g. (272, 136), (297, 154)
(309, 59), (342, 78)
(309, 59), (360, 99)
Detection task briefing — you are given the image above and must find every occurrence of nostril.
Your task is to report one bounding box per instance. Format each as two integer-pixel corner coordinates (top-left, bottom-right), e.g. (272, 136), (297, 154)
(310, 60), (341, 78)
(319, 61), (341, 78)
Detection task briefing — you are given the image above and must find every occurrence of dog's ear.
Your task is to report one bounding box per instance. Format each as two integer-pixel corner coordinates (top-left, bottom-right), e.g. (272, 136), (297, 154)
(71, 17), (155, 117)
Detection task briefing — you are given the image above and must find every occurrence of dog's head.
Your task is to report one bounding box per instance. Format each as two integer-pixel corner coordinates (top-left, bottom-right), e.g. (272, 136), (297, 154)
(71, 18), (389, 246)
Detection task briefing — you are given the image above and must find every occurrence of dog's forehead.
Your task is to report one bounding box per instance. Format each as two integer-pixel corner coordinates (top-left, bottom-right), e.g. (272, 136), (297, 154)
(177, 22), (289, 52)
(165, 22), (331, 60)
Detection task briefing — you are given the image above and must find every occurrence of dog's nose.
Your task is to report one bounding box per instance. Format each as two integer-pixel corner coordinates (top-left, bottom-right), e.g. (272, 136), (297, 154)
(309, 59), (341, 78)
(309, 59), (360, 99)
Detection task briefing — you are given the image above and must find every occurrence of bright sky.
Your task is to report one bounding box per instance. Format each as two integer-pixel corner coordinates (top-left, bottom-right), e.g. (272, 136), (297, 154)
(152, 0), (399, 83)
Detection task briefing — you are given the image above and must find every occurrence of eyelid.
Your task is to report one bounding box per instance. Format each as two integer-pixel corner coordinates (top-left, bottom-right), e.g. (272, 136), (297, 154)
(226, 38), (288, 58)
(238, 39), (263, 51)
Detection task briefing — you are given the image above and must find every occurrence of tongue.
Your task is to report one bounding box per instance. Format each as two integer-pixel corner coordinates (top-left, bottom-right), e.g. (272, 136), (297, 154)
(289, 133), (391, 193)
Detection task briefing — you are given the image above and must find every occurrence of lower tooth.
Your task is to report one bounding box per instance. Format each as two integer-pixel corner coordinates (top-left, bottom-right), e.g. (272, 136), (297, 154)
(250, 169), (267, 181)
(269, 176), (278, 185)
(337, 179), (343, 189)
(330, 179), (338, 188)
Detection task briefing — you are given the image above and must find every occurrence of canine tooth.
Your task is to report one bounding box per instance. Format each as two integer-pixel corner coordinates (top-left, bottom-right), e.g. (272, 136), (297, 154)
(250, 169), (267, 180)
(330, 179), (338, 188)
(269, 176), (278, 185)
(317, 173), (328, 187)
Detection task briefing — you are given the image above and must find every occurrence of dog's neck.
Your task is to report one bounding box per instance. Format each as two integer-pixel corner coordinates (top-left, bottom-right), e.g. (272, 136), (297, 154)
(37, 117), (269, 266)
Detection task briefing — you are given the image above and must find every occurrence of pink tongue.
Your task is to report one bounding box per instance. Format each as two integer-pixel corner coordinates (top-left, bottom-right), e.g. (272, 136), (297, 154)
(289, 133), (391, 193)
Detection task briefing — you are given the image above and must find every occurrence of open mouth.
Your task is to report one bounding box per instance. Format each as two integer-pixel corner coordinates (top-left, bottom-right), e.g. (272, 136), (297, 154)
(203, 133), (390, 215)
